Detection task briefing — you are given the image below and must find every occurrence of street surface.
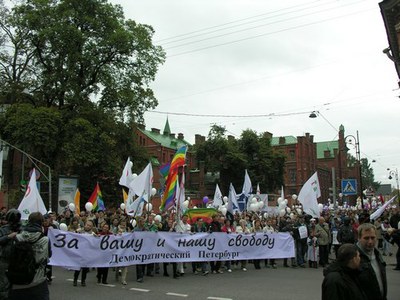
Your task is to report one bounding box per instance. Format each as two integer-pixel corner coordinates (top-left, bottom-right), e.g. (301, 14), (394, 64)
(49, 246), (399, 300)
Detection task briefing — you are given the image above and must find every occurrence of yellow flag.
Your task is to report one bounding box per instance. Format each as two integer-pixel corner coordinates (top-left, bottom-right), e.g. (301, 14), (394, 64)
(122, 188), (128, 204)
(74, 188), (81, 215)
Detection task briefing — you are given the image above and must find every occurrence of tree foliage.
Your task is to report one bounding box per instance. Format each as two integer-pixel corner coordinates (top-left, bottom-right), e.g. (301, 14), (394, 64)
(0, 0), (165, 123)
(0, 0), (165, 208)
(194, 125), (285, 194)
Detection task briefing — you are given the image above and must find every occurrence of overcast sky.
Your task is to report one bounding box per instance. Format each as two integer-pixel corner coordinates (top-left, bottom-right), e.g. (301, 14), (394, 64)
(111, 0), (400, 187)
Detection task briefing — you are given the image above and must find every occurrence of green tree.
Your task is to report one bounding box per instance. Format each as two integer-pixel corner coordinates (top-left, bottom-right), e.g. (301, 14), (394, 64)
(0, 0), (165, 123)
(360, 157), (380, 192)
(195, 126), (285, 194)
(0, 0), (165, 208)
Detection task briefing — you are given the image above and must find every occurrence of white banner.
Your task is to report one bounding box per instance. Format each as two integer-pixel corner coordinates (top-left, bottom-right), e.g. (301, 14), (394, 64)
(48, 229), (295, 268)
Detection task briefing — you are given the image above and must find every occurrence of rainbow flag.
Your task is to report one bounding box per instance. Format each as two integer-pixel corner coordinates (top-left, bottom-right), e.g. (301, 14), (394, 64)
(88, 183), (105, 211)
(160, 146), (188, 211)
(160, 172), (178, 211)
(186, 208), (218, 225)
(170, 145), (187, 171)
(159, 163), (170, 179)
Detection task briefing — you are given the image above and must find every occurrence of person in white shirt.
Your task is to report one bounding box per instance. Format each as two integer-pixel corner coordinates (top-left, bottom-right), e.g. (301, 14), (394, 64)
(174, 215), (191, 276)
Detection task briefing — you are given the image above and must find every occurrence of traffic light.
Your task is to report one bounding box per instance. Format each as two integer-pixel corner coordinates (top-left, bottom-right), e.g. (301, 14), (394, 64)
(20, 180), (27, 192)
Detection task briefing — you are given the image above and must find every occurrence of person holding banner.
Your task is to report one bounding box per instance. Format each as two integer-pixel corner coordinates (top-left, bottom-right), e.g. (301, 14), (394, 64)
(96, 223), (111, 284)
(73, 220), (96, 287)
(174, 215), (191, 276)
(134, 217), (147, 283)
(161, 219), (179, 279)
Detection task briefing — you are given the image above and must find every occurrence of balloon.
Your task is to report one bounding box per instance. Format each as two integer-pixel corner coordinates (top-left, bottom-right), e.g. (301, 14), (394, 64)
(187, 197), (191, 201)
(193, 206), (197, 209)
(292, 194), (298, 200)
(286, 207), (291, 213)
(68, 203), (75, 212)
(151, 188), (157, 196)
(120, 203), (126, 210)
(129, 161), (133, 168)
(132, 173), (138, 179)
(284, 199), (288, 205)
(145, 203), (153, 211)
(251, 197), (258, 204)
(154, 215), (162, 222)
(203, 196), (209, 204)
(220, 207), (227, 216)
(263, 212), (268, 219)
(318, 203), (323, 211)
(85, 202), (93, 212)
(182, 200), (189, 209)
(289, 213), (295, 219)
(223, 196), (228, 203)
(296, 208), (302, 215)
(279, 209), (286, 217)
(277, 197), (283, 204)
(258, 201), (264, 210)
(250, 203), (258, 212)
(130, 219), (137, 227)
(59, 223), (68, 231)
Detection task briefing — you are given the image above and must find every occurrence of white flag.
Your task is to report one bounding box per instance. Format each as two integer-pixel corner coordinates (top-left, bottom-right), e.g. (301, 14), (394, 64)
(18, 169), (47, 220)
(119, 157), (133, 188)
(242, 169), (252, 195)
(370, 195), (397, 221)
(213, 184), (223, 208)
(227, 183), (239, 214)
(256, 183), (261, 195)
(129, 162), (153, 198)
(127, 194), (148, 217)
(297, 171), (321, 218)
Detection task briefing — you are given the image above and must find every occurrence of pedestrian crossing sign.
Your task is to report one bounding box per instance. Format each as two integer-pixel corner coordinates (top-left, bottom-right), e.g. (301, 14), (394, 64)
(341, 179), (357, 196)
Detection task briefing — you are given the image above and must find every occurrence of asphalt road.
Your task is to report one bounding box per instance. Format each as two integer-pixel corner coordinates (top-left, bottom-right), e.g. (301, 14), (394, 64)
(48, 247), (400, 300)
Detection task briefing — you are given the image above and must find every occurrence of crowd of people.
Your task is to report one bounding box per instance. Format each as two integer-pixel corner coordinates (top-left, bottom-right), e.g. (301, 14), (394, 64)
(0, 203), (399, 300)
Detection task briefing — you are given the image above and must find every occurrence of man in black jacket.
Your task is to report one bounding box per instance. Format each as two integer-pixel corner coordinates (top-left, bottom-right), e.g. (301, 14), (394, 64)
(322, 243), (366, 300)
(0, 209), (21, 300)
(356, 223), (387, 300)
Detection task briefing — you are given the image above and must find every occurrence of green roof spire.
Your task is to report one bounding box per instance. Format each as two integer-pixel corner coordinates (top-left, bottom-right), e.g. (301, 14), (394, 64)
(163, 117), (171, 136)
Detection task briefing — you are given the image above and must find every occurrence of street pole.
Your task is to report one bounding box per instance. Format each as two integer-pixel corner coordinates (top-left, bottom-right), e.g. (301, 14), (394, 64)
(356, 131), (363, 209)
(0, 138), (52, 209)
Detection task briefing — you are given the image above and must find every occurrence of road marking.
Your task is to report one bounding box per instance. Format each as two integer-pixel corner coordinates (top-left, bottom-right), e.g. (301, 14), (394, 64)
(166, 292), (188, 297)
(207, 297), (233, 300)
(98, 283), (116, 287)
(129, 288), (150, 292)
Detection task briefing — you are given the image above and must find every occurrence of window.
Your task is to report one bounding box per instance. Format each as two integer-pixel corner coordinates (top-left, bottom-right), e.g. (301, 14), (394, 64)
(289, 169), (296, 184)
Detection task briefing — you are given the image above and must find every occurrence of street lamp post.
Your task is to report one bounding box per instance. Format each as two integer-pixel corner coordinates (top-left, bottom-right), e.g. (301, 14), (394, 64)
(387, 168), (399, 201)
(344, 131), (363, 209)
(0, 138), (52, 210)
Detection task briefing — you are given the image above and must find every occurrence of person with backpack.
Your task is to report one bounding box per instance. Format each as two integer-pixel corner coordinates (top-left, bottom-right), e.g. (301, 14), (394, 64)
(0, 209), (22, 300)
(8, 212), (49, 300)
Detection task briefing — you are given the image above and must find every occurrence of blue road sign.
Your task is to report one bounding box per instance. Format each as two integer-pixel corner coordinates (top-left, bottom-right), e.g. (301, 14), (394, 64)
(341, 179), (357, 196)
